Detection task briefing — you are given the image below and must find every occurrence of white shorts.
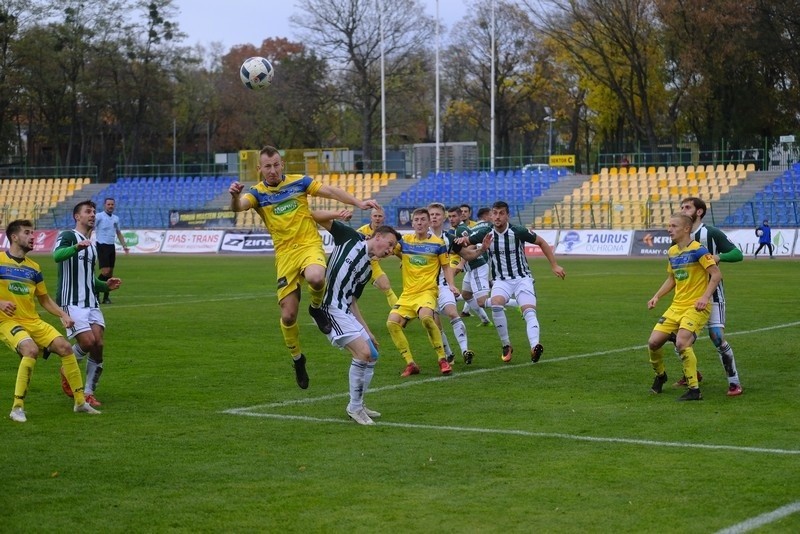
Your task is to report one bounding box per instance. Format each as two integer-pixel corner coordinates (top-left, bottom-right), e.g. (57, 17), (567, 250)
(491, 277), (537, 308)
(707, 301), (726, 329)
(63, 305), (105, 338)
(324, 305), (369, 349)
(461, 264), (490, 297)
(437, 284), (457, 312)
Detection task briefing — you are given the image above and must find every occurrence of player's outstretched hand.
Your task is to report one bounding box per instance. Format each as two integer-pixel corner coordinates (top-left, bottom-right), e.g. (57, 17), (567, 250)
(229, 182), (245, 195)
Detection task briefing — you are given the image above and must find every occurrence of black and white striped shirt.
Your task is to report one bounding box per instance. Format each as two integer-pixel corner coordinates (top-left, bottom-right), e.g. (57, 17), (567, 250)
(322, 221), (373, 311)
(54, 230), (100, 308)
(470, 224), (538, 281)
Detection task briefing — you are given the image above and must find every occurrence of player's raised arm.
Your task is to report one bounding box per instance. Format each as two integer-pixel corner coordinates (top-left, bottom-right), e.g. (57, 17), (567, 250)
(315, 183), (380, 211)
(228, 182), (253, 212)
(311, 209), (353, 231)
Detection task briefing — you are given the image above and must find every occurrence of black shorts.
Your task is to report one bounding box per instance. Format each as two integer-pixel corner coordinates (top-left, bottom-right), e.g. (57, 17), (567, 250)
(97, 243), (117, 269)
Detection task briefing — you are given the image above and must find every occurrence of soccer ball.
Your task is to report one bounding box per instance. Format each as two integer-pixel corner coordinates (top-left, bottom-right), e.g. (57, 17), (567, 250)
(240, 57), (274, 90)
(756, 229), (763, 237)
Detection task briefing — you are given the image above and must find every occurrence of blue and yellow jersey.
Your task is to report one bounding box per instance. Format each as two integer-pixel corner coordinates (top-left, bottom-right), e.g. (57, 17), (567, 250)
(0, 252), (48, 322)
(667, 240), (716, 308)
(356, 223), (374, 238)
(394, 233), (449, 294)
(243, 174), (323, 253)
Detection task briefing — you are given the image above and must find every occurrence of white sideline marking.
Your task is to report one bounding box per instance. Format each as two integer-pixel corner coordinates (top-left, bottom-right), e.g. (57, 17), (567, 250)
(225, 412), (800, 456)
(231, 319), (800, 411)
(222, 320), (800, 455)
(715, 501), (800, 533)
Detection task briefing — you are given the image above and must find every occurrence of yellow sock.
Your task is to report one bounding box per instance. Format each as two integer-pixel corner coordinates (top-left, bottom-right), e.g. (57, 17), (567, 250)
(679, 346), (699, 388)
(420, 315), (446, 359)
(280, 319), (301, 357)
(13, 356), (36, 409)
(648, 347), (665, 376)
(308, 284), (325, 308)
(387, 320), (413, 364)
(383, 288), (398, 308)
(61, 354), (86, 405)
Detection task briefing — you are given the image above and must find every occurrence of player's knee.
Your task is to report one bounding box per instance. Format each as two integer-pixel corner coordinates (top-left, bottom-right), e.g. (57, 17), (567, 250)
(420, 314), (437, 331)
(708, 327), (724, 347)
(386, 319), (402, 334)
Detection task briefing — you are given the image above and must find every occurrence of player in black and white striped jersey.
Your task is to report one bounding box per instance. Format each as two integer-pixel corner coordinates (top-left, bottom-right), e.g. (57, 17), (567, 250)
(313, 210), (401, 425)
(54, 200), (122, 408)
(456, 201), (565, 364)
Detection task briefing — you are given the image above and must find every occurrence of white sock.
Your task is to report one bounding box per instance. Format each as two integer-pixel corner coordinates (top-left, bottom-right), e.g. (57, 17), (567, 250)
(450, 317), (469, 353)
(717, 342), (740, 384)
(492, 306), (510, 346)
(461, 302), (470, 314)
(348, 358), (366, 410)
(72, 343), (87, 362)
(523, 308), (540, 346)
(85, 358), (103, 395)
(466, 297), (490, 323)
(364, 361), (376, 393)
(440, 328), (454, 358)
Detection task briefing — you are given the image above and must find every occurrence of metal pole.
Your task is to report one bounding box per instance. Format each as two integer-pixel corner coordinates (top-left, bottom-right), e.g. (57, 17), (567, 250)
(490, 0), (495, 172)
(379, 0), (386, 173)
(435, 0), (440, 175)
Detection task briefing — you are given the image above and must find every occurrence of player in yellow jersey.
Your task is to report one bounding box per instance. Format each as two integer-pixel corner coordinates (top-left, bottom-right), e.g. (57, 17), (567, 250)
(2, 220), (100, 422)
(229, 146), (380, 389)
(356, 207), (398, 307)
(387, 208), (458, 377)
(646, 213), (721, 401)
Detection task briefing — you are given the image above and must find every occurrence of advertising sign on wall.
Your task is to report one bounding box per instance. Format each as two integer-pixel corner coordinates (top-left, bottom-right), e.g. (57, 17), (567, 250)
(219, 232), (274, 253)
(555, 230), (633, 256)
(725, 228), (797, 258)
(631, 230), (673, 257)
(160, 230), (224, 253)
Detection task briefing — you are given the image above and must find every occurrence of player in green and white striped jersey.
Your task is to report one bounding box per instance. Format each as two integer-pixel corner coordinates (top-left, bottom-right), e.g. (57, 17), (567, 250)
(313, 210), (401, 425)
(54, 200), (122, 408)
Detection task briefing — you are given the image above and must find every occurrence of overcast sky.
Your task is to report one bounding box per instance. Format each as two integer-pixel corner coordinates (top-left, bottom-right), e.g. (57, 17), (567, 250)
(172, 0), (470, 50)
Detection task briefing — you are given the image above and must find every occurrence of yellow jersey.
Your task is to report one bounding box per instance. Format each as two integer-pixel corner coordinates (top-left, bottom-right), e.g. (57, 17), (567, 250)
(356, 223), (374, 237)
(394, 233), (449, 295)
(667, 241), (716, 308)
(243, 174), (323, 253)
(0, 252), (48, 322)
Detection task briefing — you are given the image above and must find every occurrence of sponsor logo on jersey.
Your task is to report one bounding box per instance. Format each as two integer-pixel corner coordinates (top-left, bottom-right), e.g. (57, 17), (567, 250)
(8, 282), (30, 296)
(273, 199), (299, 216)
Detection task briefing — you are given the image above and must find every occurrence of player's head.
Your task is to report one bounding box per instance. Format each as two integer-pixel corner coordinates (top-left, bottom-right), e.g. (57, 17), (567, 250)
(73, 200), (97, 227)
(427, 202), (446, 230)
(447, 206), (461, 228)
(369, 207), (385, 227)
(103, 197), (116, 214)
(477, 207), (491, 221)
(258, 145), (283, 185)
(460, 204), (472, 222)
(411, 207), (430, 233)
(668, 213), (694, 242)
(5, 219), (35, 253)
(369, 225), (402, 258)
(763, 219), (769, 225)
(679, 197), (706, 221)
(491, 201), (510, 228)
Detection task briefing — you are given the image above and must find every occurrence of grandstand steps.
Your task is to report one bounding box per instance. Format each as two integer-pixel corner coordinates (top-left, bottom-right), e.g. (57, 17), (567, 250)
(36, 182), (107, 229)
(516, 173), (591, 227)
(351, 177), (419, 226)
(717, 170), (783, 202)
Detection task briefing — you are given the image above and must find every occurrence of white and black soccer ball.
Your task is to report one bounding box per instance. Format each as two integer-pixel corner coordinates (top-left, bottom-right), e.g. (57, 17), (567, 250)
(240, 57), (274, 90)
(756, 228), (763, 237)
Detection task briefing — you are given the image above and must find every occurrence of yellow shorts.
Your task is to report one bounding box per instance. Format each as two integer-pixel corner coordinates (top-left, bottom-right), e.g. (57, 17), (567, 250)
(0, 318), (62, 353)
(653, 305), (710, 336)
(370, 258), (386, 283)
(391, 290), (438, 320)
(275, 243), (327, 301)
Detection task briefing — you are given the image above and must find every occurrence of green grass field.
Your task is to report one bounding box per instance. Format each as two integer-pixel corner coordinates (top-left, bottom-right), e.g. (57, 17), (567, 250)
(2, 254), (799, 532)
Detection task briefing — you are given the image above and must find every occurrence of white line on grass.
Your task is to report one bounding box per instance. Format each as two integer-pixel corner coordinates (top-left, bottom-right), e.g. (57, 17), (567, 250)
(231, 319), (800, 411)
(221, 320), (800, 455)
(715, 501), (800, 533)
(227, 411), (800, 456)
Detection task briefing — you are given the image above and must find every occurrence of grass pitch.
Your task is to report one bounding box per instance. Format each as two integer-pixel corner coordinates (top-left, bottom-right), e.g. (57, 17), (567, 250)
(2, 254), (799, 532)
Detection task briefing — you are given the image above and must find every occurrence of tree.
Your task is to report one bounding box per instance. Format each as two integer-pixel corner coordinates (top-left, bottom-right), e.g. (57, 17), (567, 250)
(444, 0), (544, 160)
(291, 0), (435, 169)
(534, 0), (671, 153)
